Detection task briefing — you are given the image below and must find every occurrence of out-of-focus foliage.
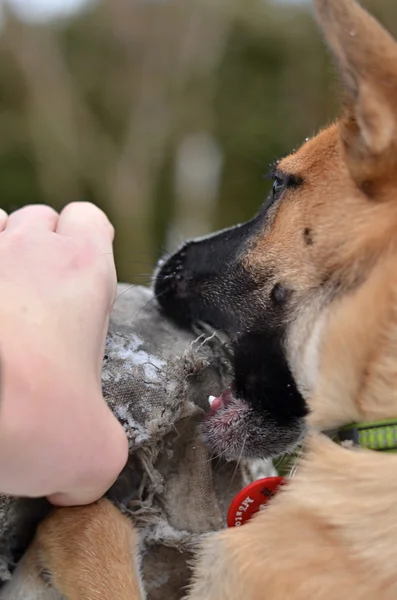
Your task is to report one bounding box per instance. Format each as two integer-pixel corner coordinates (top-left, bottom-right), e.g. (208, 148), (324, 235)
(0, 0), (395, 282)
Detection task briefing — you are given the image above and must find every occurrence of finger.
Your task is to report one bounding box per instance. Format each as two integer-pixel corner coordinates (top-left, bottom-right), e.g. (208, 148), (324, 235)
(7, 205), (59, 232)
(0, 209), (8, 232)
(56, 202), (115, 254)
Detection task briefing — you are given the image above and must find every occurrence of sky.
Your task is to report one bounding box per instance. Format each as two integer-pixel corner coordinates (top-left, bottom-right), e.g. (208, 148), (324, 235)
(3, 0), (305, 23)
(3, 0), (89, 21)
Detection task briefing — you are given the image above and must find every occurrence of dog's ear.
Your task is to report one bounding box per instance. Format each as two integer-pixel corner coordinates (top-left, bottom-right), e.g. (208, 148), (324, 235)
(314, 0), (397, 189)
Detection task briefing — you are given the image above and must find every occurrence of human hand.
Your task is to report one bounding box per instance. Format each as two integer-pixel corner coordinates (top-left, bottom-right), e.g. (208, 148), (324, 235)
(0, 203), (128, 506)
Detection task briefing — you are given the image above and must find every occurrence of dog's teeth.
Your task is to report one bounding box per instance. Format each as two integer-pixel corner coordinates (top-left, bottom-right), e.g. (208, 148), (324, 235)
(208, 395), (216, 406)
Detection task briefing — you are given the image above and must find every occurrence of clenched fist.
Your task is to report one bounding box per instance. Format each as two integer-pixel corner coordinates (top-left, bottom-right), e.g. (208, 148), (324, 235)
(0, 203), (128, 506)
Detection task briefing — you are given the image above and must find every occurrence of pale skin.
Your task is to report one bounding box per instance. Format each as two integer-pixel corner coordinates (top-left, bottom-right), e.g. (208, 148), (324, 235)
(0, 202), (128, 506)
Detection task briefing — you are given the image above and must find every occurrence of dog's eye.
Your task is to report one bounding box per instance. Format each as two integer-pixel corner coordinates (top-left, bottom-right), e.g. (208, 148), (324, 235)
(272, 176), (285, 198)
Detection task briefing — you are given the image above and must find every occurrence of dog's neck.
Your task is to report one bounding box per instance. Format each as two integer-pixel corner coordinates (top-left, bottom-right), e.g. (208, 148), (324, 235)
(288, 433), (397, 586)
(305, 256), (397, 432)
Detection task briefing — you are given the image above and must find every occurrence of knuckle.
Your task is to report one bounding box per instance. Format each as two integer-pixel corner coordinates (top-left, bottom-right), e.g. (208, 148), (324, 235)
(62, 202), (111, 225)
(12, 204), (58, 221)
(61, 202), (114, 242)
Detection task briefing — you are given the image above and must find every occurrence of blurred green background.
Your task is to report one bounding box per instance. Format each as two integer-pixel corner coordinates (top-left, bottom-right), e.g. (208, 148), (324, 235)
(0, 0), (396, 284)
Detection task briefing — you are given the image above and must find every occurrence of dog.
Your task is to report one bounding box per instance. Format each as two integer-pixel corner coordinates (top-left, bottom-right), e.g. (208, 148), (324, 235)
(4, 0), (397, 598)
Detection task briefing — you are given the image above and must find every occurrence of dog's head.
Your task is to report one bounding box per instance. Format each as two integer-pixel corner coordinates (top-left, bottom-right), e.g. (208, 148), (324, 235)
(154, 0), (397, 460)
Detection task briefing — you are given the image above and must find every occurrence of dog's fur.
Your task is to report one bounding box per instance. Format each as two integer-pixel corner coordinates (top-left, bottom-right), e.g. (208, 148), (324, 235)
(6, 0), (397, 598)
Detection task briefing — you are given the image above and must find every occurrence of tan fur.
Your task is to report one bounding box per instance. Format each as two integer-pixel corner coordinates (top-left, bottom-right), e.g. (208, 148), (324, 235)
(5, 500), (144, 600)
(187, 435), (397, 600)
(9, 0), (397, 598)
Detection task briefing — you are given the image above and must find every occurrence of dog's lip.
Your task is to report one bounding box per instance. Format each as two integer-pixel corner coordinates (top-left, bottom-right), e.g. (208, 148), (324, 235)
(208, 389), (233, 415)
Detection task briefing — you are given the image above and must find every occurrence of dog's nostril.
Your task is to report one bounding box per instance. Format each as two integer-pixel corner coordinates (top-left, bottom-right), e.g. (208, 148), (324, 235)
(175, 274), (192, 297)
(155, 261), (192, 300)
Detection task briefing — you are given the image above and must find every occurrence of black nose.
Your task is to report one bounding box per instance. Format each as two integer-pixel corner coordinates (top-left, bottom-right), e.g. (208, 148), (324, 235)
(153, 216), (262, 329)
(154, 246), (196, 327)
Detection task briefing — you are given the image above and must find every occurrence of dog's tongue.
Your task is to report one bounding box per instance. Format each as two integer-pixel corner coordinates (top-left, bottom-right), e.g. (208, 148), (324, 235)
(208, 395), (223, 411)
(208, 389), (232, 414)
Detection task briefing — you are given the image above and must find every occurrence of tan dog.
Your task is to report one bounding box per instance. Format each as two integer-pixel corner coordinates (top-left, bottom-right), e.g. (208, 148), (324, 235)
(6, 0), (397, 598)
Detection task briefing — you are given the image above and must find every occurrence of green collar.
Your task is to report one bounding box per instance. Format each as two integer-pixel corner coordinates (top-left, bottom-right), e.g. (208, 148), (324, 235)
(274, 418), (397, 477)
(334, 418), (397, 453)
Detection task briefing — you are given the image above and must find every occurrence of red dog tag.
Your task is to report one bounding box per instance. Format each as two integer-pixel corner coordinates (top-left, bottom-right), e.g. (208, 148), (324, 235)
(227, 476), (286, 528)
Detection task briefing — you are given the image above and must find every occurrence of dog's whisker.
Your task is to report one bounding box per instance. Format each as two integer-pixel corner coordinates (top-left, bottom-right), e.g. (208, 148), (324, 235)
(228, 431), (248, 491)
